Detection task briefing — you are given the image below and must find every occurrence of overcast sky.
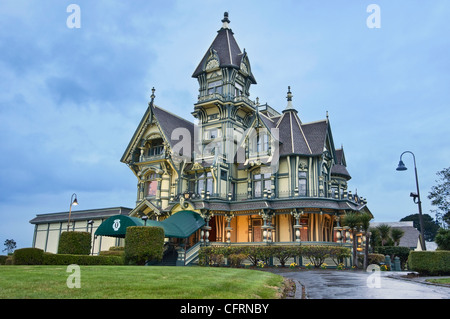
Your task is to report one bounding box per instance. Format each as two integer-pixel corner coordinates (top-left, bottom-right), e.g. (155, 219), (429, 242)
(1, 0), (449, 250)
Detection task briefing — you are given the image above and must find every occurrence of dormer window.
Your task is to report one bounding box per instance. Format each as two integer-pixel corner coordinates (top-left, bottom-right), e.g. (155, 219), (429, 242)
(249, 130), (269, 155)
(208, 80), (223, 94)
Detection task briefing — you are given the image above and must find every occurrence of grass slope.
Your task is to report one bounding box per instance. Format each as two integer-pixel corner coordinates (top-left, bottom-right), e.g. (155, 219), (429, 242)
(0, 265), (285, 299)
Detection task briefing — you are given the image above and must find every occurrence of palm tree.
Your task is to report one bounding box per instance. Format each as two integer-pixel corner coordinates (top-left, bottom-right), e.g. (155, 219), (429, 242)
(391, 228), (404, 246)
(342, 212), (361, 268)
(359, 213), (373, 270)
(376, 224), (391, 246)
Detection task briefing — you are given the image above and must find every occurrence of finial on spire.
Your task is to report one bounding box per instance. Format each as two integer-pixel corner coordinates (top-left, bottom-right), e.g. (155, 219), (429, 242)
(150, 87), (156, 103)
(283, 86), (299, 113)
(222, 12), (230, 29)
(287, 86), (293, 102)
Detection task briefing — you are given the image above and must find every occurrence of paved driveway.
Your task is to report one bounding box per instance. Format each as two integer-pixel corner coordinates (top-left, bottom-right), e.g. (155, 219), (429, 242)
(272, 269), (450, 299)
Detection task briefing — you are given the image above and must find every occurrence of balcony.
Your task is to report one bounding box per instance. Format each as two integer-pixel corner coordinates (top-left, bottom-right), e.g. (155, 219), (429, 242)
(139, 153), (166, 163)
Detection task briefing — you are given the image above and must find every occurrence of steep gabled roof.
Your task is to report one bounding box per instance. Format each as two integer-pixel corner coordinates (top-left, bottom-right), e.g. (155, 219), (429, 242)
(192, 13), (256, 83)
(276, 111), (313, 155)
(120, 94), (194, 164)
(301, 120), (328, 155)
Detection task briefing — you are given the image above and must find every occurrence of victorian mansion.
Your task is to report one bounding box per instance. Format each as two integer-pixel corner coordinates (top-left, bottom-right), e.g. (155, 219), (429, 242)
(119, 13), (372, 246)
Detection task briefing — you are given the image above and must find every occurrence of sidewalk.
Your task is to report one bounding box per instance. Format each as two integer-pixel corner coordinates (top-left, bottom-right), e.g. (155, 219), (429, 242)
(270, 269), (450, 299)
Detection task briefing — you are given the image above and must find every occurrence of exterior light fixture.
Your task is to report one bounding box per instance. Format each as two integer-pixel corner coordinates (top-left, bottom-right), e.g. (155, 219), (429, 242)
(142, 215), (148, 226)
(67, 193), (78, 232)
(396, 151), (426, 250)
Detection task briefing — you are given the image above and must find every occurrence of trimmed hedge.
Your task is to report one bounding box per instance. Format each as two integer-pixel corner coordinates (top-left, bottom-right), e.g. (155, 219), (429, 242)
(11, 247), (123, 265)
(199, 245), (351, 268)
(124, 226), (164, 265)
(408, 251), (450, 275)
(43, 253), (123, 265)
(13, 248), (44, 265)
(58, 231), (91, 255)
(0, 255), (9, 265)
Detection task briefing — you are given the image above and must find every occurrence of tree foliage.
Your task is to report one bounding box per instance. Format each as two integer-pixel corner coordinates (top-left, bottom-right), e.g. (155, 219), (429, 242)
(428, 167), (450, 225)
(3, 239), (16, 255)
(400, 213), (440, 241)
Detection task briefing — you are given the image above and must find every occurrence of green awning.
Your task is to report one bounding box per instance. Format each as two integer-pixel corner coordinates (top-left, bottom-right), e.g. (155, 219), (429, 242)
(95, 210), (205, 239)
(95, 215), (145, 238)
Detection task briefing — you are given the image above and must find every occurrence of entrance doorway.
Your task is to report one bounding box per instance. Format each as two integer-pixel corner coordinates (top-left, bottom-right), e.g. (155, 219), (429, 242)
(252, 219), (262, 242)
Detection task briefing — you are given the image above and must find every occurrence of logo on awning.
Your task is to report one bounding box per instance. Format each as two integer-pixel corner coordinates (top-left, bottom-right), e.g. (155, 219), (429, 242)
(112, 219), (121, 231)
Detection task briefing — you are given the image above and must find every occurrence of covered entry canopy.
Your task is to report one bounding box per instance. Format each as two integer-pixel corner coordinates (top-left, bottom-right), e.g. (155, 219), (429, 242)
(94, 210), (205, 239)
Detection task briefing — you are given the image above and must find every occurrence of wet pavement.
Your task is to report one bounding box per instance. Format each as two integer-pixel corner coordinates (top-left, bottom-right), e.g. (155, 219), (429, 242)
(270, 269), (450, 299)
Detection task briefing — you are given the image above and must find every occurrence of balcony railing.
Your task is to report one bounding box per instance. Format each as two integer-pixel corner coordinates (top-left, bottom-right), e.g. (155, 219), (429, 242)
(140, 153), (166, 162)
(170, 190), (366, 206)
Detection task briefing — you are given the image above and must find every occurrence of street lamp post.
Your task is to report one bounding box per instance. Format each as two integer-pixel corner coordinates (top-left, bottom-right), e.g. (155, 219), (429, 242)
(396, 151), (426, 250)
(67, 193), (79, 232)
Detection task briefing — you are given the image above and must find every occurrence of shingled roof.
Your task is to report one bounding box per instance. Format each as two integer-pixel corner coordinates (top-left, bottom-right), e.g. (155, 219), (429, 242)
(192, 12), (256, 83)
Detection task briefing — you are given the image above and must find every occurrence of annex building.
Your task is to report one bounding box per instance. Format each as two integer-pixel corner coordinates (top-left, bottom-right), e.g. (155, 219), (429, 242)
(31, 13), (372, 262)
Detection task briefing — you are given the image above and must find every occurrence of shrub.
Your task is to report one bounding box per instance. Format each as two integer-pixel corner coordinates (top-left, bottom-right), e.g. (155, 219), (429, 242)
(408, 251), (450, 275)
(0, 255), (8, 265)
(228, 253), (247, 267)
(435, 228), (450, 250)
(374, 246), (410, 269)
(58, 231), (91, 255)
(301, 246), (330, 268)
(124, 226), (164, 265)
(12, 248), (44, 265)
(271, 246), (296, 267)
(42, 253), (123, 265)
(368, 253), (385, 265)
(199, 245), (351, 268)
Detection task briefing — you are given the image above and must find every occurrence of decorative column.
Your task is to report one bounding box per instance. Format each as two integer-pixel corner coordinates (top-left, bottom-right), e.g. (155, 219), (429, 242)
(200, 210), (213, 245)
(259, 210), (272, 243)
(225, 214), (234, 244)
(290, 209), (303, 243)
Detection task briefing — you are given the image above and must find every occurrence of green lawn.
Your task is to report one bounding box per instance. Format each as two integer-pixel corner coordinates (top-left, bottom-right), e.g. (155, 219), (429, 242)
(0, 265), (285, 299)
(426, 277), (450, 285)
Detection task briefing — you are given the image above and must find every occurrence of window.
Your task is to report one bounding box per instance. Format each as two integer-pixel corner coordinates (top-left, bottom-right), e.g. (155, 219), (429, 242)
(298, 171), (307, 196)
(249, 130), (269, 155)
(148, 145), (163, 156)
(322, 165), (328, 192)
(148, 138), (164, 157)
(147, 173), (158, 197)
(204, 127), (222, 140)
(198, 172), (213, 194)
(253, 172), (271, 198)
(235, 83), (243, 96)
(208, 80), (223, 94)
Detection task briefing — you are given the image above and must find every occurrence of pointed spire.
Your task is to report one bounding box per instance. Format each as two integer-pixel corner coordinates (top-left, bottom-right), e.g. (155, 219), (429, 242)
(222, 12), (230, 29)
(283, 86), (297, 113)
